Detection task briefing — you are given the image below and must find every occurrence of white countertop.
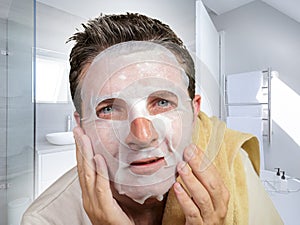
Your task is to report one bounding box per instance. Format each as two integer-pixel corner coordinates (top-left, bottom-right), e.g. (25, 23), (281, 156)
(260, 170), (300, 225)
(36, 141), (76, 154)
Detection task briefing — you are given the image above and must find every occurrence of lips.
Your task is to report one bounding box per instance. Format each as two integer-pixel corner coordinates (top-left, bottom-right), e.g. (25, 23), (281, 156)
(129, 157), (166, 175)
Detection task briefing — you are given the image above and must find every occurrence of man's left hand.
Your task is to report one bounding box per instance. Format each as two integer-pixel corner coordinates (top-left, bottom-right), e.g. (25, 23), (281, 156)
(174, 145), (230, 225)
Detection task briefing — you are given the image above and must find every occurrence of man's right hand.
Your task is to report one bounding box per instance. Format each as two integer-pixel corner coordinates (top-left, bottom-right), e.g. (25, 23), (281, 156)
(73, 126), (134, 225)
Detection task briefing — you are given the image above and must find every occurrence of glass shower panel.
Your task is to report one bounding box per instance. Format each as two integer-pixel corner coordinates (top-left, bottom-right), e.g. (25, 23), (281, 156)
(3, 0), (35, 224)
(0, 17), (8, 225)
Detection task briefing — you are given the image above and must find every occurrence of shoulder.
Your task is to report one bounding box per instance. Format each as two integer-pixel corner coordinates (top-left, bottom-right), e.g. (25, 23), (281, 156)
(22, 167), (91, 225)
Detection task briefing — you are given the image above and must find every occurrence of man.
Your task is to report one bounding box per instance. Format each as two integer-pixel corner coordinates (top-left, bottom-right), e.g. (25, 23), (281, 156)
(22, 13), (282, 225)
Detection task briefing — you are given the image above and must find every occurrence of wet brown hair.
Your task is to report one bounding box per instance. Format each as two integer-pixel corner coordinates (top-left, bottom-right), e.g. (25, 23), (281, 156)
(68, 13), (195, 114)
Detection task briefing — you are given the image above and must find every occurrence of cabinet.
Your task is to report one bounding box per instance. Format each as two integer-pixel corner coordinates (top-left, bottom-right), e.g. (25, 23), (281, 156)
(36, 144), (76, 197)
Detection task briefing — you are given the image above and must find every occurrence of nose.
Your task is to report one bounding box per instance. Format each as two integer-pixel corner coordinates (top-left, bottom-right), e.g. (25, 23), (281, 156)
(125, 118), (159, 150)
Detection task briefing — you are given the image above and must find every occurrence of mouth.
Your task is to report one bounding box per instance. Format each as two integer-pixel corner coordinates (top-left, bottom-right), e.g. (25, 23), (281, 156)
(129, 157), (166, 175)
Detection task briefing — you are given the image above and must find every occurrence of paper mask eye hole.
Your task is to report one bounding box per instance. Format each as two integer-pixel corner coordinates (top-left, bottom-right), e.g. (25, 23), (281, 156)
(147, 91), (178, 115)
(96, 98), (128, 120)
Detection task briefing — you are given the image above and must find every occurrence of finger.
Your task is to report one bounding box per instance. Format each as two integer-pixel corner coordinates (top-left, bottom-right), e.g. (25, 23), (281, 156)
(80, 135), (97, 197)
(73, 126), (84, 167)
(75, 137), (83, 176)
(73, 127), (87, 195)
(74, 126), (94, 167)
(173, 182), (203, 225)
(177, 161), (214, 219)
(184, 145), (229, 212)
(73, 127), (96, 198)
(94, 154), (114, 205)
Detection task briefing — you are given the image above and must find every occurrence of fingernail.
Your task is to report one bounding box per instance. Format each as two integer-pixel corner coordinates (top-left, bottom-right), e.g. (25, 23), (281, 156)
(178, 161), (189, 175)
(174, 182), (184, 193)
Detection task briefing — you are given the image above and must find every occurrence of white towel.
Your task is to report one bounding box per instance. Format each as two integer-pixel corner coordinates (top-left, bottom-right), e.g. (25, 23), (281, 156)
(226, 71), (264, 103)
(227, 105), (263, 117)
(226, 116), (265, 169)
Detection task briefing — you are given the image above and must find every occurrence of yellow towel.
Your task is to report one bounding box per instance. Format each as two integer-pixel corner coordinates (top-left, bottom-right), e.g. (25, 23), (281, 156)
(162, 112), (260, 225)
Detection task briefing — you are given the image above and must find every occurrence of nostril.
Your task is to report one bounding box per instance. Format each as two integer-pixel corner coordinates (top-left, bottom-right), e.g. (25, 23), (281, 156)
(125, 117), (159, 150)
(127, 142), (138, 151)
(127, 138), (159, 151)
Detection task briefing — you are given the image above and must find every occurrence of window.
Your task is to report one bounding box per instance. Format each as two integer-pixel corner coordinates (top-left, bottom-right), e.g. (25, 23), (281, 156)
(272, 77), (300, 146)
(36, 49), (70, 103)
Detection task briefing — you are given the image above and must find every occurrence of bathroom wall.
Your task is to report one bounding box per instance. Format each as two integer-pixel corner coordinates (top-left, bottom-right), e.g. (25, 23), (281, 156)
(196, 0), (220, 117)
(35, 3), (82, 143)
(35, 104), (75, 143)
(36, 2), (84, 55)
(37, 0), (196, 52)
(210, 0), (300, 178)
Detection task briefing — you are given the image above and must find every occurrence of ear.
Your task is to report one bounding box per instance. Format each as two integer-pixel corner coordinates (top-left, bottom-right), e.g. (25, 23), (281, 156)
(192, 95), (201, 118)
(74, 111), (81, 127)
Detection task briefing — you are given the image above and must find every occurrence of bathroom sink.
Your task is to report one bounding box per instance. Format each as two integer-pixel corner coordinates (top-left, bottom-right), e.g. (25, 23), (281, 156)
(46, 132), (75, 145)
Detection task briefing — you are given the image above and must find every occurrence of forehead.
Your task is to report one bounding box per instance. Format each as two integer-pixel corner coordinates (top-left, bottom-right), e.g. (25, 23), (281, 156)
(80, 41), (189, 99)
(97, 62), (187, 96)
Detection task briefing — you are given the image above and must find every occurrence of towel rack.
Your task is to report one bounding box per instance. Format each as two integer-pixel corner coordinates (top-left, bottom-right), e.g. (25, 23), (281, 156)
(224, 68), (272, 144)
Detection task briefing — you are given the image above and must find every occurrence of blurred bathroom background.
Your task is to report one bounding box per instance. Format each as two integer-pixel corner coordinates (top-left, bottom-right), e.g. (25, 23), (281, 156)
(0, 0), (299, 224)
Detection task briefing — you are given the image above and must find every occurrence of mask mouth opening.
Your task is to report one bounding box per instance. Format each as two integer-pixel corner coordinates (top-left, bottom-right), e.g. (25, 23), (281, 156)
(130, 156), (165, 166)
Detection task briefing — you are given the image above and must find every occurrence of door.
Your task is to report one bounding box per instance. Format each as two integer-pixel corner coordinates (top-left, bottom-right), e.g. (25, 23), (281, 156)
(196, 0), (221, 118)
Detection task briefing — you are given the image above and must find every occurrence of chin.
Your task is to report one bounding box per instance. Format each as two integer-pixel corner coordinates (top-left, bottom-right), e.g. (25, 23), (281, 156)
(114, 174), (176, 204)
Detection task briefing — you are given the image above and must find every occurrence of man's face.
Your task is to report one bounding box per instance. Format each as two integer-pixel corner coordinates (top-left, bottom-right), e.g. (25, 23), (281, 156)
(79, 42), (196, 204)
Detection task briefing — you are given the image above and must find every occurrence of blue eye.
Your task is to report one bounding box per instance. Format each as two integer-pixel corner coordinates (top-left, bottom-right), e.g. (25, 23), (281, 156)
(101, 106), (114, 114)
(96, 98), (128, 120)
(157, 99), (170, 107)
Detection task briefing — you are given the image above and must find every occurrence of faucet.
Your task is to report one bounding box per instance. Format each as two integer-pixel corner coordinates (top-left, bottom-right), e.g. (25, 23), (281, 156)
(66, 115), (72, 132)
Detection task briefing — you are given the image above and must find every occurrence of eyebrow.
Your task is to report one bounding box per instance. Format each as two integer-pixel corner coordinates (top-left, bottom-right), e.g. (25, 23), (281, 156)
(149, 90), (177, 99)
(94, 93), (120, 105)
(96, 98), (127, 107)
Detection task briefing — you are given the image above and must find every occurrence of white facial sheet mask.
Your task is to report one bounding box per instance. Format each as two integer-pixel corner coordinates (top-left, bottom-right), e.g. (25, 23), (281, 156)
(79, 41), (195, 204)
